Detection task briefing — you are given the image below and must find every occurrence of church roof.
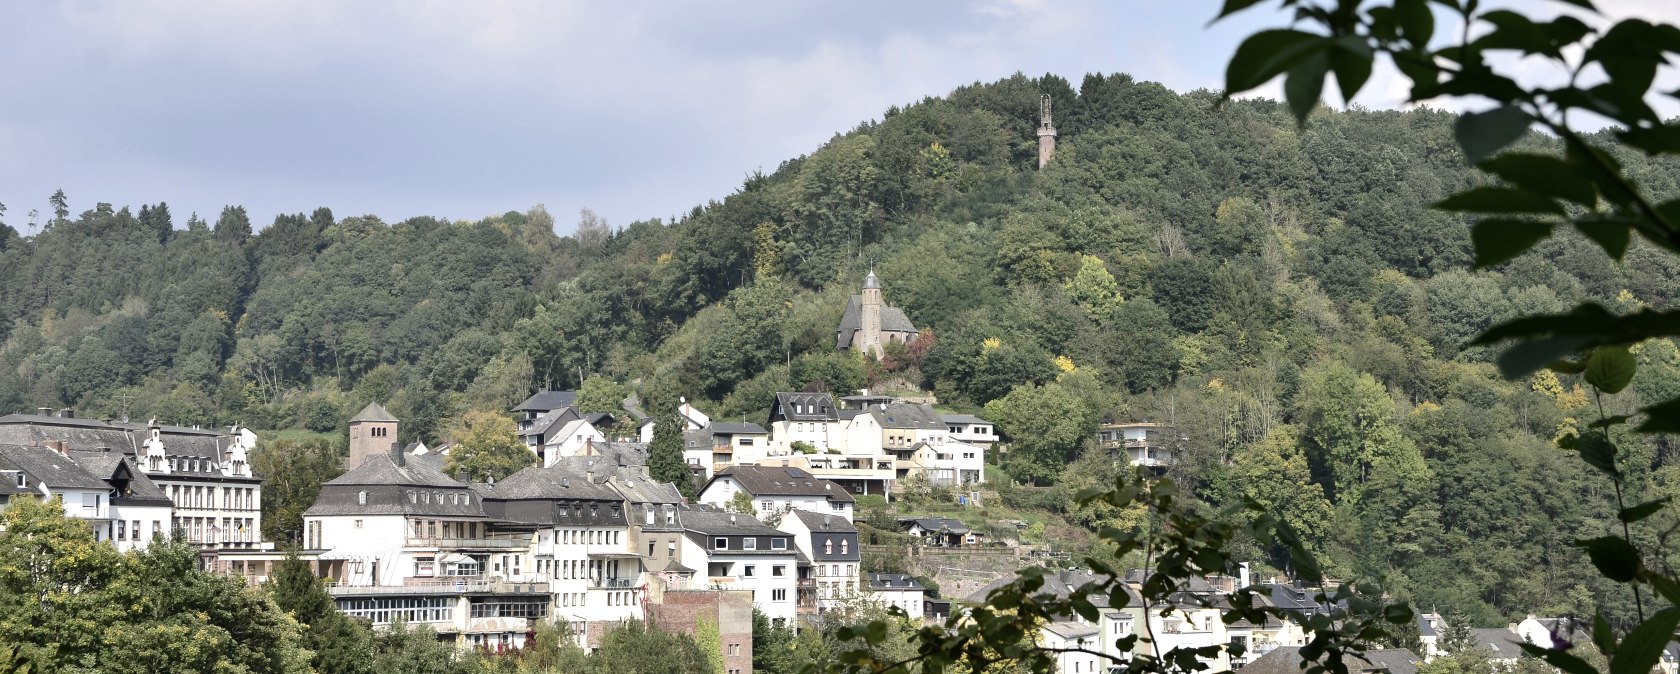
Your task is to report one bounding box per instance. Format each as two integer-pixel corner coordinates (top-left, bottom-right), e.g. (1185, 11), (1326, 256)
(350, 402), (397, 423)
(836, 295), (918, 349)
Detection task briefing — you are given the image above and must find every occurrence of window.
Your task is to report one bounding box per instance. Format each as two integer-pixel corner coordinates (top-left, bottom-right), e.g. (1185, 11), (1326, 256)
(772, 588), (787, 601)
(761, 500), (772, 511)
(824, 539), (833, 555)
(117, 520), (127, 540)
(714, 537), (728, 550)
(408, 491), (417, 504)
(743, 538), (757, 550)
(743, 565), (755, 577)
(358, 491), (367, 505)
(354, 519), (364, 529)
(772, 565), (786, 577)
(831, 501), (843, 511)
(771, 538), (786, 550)
(841, 539), (849, 555)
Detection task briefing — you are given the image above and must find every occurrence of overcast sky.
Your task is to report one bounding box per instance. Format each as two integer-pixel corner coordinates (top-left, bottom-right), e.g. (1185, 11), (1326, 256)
(1, 1), (1675, 235)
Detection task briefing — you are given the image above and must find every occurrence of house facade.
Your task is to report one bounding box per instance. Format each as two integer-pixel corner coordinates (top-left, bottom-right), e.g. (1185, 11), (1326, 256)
(778, 510), (860, 614)
(697, 465), (856, 523)
(675, 505), (801, 625)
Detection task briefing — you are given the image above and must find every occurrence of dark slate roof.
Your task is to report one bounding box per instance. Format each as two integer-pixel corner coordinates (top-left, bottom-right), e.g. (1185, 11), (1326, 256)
(0, 416), (143, 453)
(873, 404), (944, 430)
(482, 464), (622, 502)
(550, 441), (647, 470)
(966, 568), (1113, 605)
(678, 504), (790, 537)
(606, 472), (683, 506)
(770, 392), (838, 422)
(940, 414), (990, 425)
(868, 573), (925, 591)
(350, 402), (398, 423)
(791, 509), (857, 532)
(1044, 621), (1100, 640)
(903, 517), (969, 534)
(514, 390), (578, 413)
(1472, 628), (1527, 659)
(709, 465), (855, 502)
(524, 407), (581, 439)
(708, 422), (767, 435)
(585, 412), (615, 426)
(836, 295), (919, 349)
(1240, 647), (1419, 674)
(0, 443), (116, 490)
(323, 450), (467, 489)
(68, 450), (170, 505)
(1416, 612), (1442, 638)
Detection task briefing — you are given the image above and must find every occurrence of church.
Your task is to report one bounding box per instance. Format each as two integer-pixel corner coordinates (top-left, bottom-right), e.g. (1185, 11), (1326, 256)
(835, 271), (919, 358)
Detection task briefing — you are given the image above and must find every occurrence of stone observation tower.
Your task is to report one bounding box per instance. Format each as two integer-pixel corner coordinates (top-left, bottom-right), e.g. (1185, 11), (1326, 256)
(346, 401), (399, 469)
(859, 270), (883, 357)
(1037, 93), (1057, 169)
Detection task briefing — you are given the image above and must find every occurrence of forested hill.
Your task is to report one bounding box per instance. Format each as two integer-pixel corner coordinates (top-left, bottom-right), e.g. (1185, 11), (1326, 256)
(4, 71), (1680, 625)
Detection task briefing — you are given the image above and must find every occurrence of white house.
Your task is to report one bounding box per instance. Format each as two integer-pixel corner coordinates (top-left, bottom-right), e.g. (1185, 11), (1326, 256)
(778, 510), (860, 614)
(866, 572), (925, 618)
(941, 414), (999, 449)
(768, 392), (841, 452)
(637, 398), (712, 444)
(0, 442), (174, 551)
(675, 505), (801, 625)
(542, 418), (606, 467)
(683, 422), (772, 479)
(1098, 423), (1178, 471)
(697, 465), (856, 523)
(1042, 621), (1103, 674)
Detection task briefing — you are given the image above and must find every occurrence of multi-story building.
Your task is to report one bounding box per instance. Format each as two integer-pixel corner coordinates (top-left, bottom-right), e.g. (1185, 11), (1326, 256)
(768, 392), (840, 452)
(0, 412), (265, 564)
(777, 510), (860, 615)
(675, 504), (801, 626)
(1097, 423), (1178, 471)
(941, 414), (999, 450)
(683, 422), (772, 479)
(0, 442), (174, 551)
(865, 572), (925, 618)
(301, 447), (547, 649)
(697, 465), (855, 523)
(513, 390), (579, 433)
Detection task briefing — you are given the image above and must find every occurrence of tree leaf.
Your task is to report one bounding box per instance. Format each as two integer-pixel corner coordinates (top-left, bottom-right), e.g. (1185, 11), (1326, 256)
(1576, 219), (1633, 260)
(1585, 344), (1637, 394)
(1612, 609), (1680, 674)
(1329, 37), (1374, 104)
(1225, 30), (1327, 96)
(1437, 186), (1565, 216)
(1520, 643), (1605, 674)
(1573, 431), (1622, 480)
(1215, 0), (1268, 20)
(1456, 105), (1533, 164)
(1637, 396), (1680, 433)
(1619, 497), (1670, 523)
(1285, 48), (1330, 122)
(1576, 536), (1640, 582)
(1472, 219), (1553, 268)
(1478, 153), (1597, 206)
(1594, 612), (1616, 657)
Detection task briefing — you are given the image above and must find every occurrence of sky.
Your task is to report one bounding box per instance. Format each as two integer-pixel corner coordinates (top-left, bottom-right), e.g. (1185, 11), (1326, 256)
(0, 1), (1676, 235)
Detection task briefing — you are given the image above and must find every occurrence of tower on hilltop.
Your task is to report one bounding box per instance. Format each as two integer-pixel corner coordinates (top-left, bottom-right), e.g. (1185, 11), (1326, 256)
(1037, 93), (1057, 169)
(836, 271), (919, 359)
(860, 270), (883, 357)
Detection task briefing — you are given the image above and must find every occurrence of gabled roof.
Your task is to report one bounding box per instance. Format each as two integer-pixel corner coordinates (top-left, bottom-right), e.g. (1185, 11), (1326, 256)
(523, 407), (581, 439)
(324, 450), (466, 489)
(873, 403), (944, 430)
(708, 465), (855, 502)
(350, 402), (398, 423)
(1472, 628), (1528, 659)
(708, 422), (768, 435)
(966, 568), (1111, 605)
(836, 295), (919, 349)
(678, 504), (790, 537)
(868, 572), (925, 591)
(0, 443), (118, 491)
(791, 509), (857, 532)
(68, 450), (170, 504)
(483, 464), (621, 502)
(1239, 647), (1419, 674)
(514, 390), (578, 413)
(902, 516), (969, 534)
(770, 392), (839, 423)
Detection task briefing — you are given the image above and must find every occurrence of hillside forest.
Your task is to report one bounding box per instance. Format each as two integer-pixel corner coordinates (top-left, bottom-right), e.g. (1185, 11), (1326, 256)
(1, 72), (1678, 629)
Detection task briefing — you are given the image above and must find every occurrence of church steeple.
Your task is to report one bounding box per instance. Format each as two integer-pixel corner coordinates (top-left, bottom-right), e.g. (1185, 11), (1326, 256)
(1037, 94), (1058, 169)
(860, 270), (883, 357)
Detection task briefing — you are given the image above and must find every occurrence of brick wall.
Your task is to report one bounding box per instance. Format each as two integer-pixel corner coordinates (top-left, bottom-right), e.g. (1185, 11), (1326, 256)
(649, 590), (754, 674)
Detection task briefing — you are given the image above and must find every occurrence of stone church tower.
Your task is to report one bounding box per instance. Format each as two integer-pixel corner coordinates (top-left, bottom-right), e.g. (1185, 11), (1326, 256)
(1037, 93), (1057, 169)
(347, 401), (399, 469)
(859, 270), (883, 356)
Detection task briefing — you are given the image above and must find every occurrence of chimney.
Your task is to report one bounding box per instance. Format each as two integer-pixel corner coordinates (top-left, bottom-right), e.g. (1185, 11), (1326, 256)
(58, 408), (73, 418)
(55, 440), (70, 457)
(389, 442), (405, 467)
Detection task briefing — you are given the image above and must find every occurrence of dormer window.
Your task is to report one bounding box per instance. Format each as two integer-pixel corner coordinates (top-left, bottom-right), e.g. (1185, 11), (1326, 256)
(358, 491), (367, 505)
(824, 539), (833, 555)
(714, 537), (729, 550)
(743, 538), (757, 551)
(408, 491), (418, 504)
(772, 538), (786, 550)
(841, 539), (849, 555)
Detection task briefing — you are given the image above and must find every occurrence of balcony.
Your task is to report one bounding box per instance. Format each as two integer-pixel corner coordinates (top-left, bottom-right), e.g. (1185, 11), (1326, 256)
(326, 578), (549, 596)
(797, 578), (816, 587)
(405, 537), (521, 549)
(591, 577), (637, 589)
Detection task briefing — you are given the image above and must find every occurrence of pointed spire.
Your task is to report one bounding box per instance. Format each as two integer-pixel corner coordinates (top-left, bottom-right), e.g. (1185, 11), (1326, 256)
(863, 270), (879, 290)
